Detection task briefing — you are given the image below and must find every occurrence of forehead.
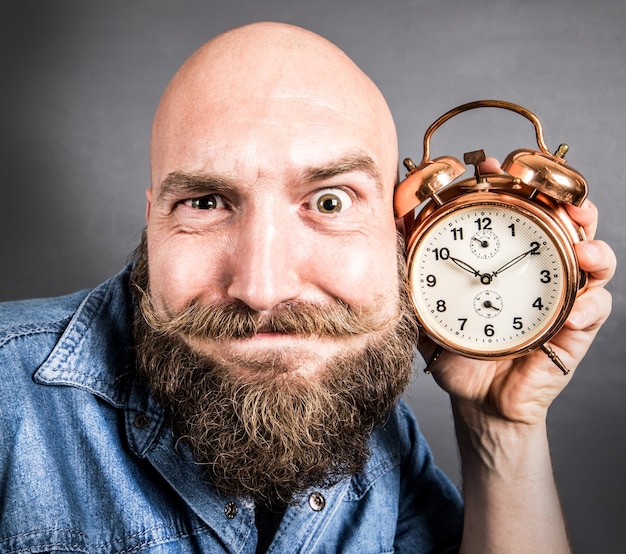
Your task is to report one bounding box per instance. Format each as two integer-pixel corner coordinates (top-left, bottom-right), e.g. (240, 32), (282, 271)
(151, 93), (396, 195)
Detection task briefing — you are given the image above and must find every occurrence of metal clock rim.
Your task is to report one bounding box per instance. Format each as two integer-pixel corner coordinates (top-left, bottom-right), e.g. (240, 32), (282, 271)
(405, 193), (581, 360)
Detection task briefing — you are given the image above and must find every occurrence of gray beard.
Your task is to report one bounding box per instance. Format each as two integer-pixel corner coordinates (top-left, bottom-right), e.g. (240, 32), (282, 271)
(130, 231), (419, 506)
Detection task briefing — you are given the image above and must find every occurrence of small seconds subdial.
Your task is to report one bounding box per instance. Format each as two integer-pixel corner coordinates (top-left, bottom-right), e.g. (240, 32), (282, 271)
(473, 290), (503, 318)
(470, 230), (500, 259)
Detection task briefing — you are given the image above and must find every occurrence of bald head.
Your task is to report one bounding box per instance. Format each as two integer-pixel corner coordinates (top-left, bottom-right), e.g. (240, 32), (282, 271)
(150, 22), (398, 191)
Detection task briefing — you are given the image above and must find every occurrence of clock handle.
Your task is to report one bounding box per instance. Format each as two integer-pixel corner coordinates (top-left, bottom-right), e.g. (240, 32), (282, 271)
(421, 100), (551, 163)
(418, 99), (552, 164)
(420, 100), (588, 206)
(395, 100), (588, 218)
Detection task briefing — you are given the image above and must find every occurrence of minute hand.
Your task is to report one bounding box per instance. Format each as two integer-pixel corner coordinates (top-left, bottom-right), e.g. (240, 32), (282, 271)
(492, 247), (537, 277)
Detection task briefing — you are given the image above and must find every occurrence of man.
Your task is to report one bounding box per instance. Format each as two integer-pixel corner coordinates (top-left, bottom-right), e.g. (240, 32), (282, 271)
(0, 21), (615, 553)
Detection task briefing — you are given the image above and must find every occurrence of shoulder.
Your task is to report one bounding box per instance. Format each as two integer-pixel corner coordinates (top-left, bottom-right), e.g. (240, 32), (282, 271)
(0, 290), (91, 346)
(371, 400), (462, 506)
(353, 400), (431, 495)
(0, 290), (93, 381)
(0, 266), (133, 382)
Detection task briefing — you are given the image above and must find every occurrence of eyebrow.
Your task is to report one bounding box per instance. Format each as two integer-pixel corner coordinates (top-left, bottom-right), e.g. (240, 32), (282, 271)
(156, 152), (386, 203)
(156, 173), (236, 205)
(304, 152), (385, 196)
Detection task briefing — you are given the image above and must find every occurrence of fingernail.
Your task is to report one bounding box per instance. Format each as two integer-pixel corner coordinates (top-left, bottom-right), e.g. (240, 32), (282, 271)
(567, 312), (581, 328)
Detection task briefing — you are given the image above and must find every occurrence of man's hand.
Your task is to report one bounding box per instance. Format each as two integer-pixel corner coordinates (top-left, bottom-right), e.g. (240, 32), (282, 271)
(416, 184), (615, 552)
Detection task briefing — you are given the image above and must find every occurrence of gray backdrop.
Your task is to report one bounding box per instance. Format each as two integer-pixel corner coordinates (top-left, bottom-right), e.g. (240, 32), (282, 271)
(2, 1), (624, 552)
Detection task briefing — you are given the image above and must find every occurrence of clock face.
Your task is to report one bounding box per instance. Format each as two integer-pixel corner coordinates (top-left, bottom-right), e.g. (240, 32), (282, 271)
(407, 201), (570, 357)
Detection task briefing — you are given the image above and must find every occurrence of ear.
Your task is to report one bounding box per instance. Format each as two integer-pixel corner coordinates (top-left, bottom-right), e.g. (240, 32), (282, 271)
(145, 188), (153, 222)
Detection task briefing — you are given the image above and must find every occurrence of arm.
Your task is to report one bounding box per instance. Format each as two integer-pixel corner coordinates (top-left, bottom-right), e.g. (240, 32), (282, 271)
(423, 198), (615, 553)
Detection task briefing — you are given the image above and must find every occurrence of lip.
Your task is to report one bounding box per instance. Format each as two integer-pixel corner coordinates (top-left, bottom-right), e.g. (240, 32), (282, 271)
(240, 331), (311, 346)
(188, 331), (357, 356)
(188, 331), (312, 353)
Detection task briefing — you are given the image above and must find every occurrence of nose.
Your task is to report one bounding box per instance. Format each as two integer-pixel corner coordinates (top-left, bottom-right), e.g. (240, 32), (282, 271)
(226, 205), (303, 312)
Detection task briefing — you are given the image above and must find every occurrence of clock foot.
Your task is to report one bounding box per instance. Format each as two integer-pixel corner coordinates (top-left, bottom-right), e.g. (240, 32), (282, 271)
(424, 346), (444, 374)
(541, 344), (570, 375)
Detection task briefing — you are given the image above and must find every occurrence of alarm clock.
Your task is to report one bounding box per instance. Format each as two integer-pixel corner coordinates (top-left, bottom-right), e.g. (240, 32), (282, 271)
(394, 100), (588, 375)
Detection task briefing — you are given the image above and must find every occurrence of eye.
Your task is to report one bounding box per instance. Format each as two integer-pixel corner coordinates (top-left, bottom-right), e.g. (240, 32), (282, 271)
(184, 194), (227, 210)
(309, 188), (353, 214)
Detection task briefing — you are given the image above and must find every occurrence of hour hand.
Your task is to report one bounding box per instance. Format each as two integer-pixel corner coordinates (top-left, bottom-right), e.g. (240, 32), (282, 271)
(449, 256), (481, 276)
(449, 256), (494, 285)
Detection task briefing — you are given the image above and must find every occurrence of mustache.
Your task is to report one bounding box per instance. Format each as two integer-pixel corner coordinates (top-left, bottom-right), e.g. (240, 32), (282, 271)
(137, 293), (394, 340)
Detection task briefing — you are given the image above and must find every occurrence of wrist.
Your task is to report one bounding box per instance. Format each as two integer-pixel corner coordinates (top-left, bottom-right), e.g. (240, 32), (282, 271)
(452, 400), (570, 553)
(452, 399), (550, 474)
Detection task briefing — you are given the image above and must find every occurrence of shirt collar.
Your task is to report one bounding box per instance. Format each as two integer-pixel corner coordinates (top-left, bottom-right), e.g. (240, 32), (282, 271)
(34, 265), (136, 409)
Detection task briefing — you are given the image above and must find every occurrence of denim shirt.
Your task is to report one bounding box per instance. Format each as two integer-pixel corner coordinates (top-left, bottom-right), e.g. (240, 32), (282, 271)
(0, 267), (463, 553)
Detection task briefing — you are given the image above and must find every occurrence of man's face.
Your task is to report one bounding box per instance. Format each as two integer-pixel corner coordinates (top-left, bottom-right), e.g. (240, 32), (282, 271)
(145, 89), (402, 379)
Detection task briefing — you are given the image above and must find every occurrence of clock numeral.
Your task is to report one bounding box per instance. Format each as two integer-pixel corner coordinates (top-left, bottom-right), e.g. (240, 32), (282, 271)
(450, 227), (464, 241)
(458, 318), (467, 330)
(436, 300), (447, 312)
(433, 247), (450, 261)
(484, 324), (495, 337)
(532, 297), (544, 310)
(513, 317), (523, 330)
(508, 223), (516, 237)
(425, 274), (437, 287)
(475, 217), (492, 230)
(530, 241), (541, 255)
(540, 270), (551, 283)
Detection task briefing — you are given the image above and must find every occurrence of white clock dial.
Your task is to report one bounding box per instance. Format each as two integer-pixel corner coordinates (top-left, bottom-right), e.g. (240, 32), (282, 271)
(407, 202), (568, 357)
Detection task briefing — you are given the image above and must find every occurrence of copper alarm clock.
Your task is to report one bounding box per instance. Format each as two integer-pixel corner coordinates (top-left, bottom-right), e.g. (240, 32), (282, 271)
(394, 100), (588, 374)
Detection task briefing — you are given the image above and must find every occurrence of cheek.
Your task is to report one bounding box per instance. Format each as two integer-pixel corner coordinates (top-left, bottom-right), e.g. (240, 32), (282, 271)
(316, 235), (401, 310)
(146, 234), (227, 313)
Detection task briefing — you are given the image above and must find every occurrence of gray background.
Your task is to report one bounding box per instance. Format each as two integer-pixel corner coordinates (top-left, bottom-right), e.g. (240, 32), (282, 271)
(2, 1), (624, 551)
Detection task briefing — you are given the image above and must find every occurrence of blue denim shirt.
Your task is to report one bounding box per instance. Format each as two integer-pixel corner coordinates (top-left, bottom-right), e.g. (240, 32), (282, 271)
(0, 266), (463, 553)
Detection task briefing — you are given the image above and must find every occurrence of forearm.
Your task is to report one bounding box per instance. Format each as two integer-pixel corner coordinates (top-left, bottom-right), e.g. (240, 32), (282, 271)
(453, 401), (570, 554)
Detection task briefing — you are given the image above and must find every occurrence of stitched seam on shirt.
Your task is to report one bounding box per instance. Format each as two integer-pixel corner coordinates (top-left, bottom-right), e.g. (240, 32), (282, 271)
(0, 526), (89, 542)
(0, 318), (71, 349)
(344, 453), (402, 501)
(90, 522), (211, 553)
(1, 523), (212, 553)
(0, 527), (89, 553)
(5, 542), (88, 554)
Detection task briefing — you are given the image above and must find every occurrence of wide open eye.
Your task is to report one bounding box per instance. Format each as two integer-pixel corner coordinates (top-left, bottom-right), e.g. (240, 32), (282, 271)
(309, 188), (353, 214)
(185, 194), (227, 210)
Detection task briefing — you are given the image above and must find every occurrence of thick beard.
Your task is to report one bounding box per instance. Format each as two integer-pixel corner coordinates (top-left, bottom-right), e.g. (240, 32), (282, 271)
(130, 231), (419, 506)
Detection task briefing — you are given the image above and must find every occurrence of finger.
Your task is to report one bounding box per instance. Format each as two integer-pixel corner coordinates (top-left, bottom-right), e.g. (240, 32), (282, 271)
(478, 156), (504, 174)
(565, 198), (598, 239)
(575, 239), (616, 288)
(564, 285), (612, 331)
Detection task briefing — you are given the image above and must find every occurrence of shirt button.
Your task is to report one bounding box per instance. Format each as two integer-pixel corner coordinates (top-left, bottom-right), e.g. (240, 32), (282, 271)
(224, 501), (238, 519)
(134, 414), (151, 429)
(308, 492), (326, 512)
